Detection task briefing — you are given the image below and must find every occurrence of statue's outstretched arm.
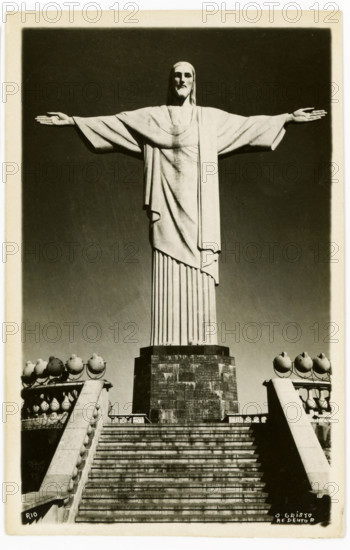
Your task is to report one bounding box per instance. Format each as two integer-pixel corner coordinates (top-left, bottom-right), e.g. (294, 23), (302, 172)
(35, 112), (75, 126)
(287, 107), (327, 123)
(216, 105), (328, 156)
(36, 110), (143, 154)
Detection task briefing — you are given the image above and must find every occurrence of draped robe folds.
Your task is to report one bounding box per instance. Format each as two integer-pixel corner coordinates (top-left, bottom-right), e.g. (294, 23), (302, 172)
(73, 106), (289, 345)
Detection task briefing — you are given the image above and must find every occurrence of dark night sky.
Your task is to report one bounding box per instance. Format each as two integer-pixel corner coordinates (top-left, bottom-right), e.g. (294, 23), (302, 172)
(22, 28), (331, 410)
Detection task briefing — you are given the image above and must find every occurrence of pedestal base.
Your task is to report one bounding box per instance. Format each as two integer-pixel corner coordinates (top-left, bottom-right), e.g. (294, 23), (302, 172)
(132, 346), (239, 423)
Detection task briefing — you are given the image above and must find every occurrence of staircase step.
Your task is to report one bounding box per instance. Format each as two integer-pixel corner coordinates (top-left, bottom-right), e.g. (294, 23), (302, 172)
(76, 516), (272, 523)
(95, 449), (257, 457)
(102, 426), (252, 434)
(103, 422), (252, 432)
(99, 435), (255, 440)
(76, 511), (273, 523)
(92, 456), (258, 465)
(89, 472), (263, 481)
(90, 466), (259, 474)
(101, 430), (253, 436)
(82, 489), (266, 509)
(89, 473), (262, 481)
(89, 466), (262, 473)
(80, 498), (269, 507)
(98, 439), (255, 446)
(83, 488), (267, 497)
(98, 443), (255, 450)
(79, 501), (270, 511)
(99, 435), (254, 448)
(85, 486), (268, 497)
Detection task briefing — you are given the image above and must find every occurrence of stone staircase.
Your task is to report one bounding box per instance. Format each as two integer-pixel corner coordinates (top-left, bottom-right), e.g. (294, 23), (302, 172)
(75, 423), (272, 523)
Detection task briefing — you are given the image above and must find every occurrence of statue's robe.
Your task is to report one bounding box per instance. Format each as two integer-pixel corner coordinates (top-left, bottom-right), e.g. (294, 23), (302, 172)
(73, 106), (289, 345)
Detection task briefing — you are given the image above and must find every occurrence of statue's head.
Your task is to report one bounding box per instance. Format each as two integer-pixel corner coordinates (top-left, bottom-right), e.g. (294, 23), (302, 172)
(167, 61), (196, 105)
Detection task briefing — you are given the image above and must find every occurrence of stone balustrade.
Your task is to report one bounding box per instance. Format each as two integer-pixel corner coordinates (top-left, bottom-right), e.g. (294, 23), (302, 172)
(291, 379), (332, 464)
(22, 379), (112, 524)
(224, 413), (268, 424)
(21, 382), (83, 430)
(264, 378), (331, 498)
(291, 379), (331, 416)
(108, 413), (151, 424)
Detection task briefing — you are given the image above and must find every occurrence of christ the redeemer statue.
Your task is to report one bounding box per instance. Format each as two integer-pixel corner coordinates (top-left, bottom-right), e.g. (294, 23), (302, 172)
(36, 61), (326, 347)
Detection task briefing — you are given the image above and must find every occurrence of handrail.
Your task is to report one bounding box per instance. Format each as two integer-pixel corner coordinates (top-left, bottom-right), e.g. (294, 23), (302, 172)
(21, 379), (112, 523)
(264, 378), (331, 491)
(291, 380), (331, 390)
(22, 492), (68, 513)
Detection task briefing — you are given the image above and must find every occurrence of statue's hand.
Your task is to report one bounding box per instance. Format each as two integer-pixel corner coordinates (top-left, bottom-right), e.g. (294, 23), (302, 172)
(290, 107), (327, 123)
(35, 112), (75, 126)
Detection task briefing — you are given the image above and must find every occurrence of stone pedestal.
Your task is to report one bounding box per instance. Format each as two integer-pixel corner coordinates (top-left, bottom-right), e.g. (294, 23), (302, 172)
(132, 345), (238, 423)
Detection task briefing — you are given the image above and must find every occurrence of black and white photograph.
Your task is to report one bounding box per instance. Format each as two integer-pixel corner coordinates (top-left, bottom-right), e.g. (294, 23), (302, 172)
(3, 6), (344, 538)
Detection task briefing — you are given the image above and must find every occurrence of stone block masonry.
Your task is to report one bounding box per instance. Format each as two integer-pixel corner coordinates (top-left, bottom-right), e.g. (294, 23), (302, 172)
(133, 346), (239, 423)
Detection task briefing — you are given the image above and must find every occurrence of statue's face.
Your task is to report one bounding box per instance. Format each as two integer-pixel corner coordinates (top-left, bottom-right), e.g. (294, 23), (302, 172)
(172, 63), (194, 101)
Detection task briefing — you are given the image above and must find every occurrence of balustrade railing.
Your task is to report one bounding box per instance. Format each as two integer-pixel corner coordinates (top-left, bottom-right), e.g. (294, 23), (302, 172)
(21, 382), (83, 430)
(292, 380), (332, 417)
(224, 413), (268, 424)
(109, 413), (151, 424)
(22, 380), (112, 523)
(291, 380), (332, 463)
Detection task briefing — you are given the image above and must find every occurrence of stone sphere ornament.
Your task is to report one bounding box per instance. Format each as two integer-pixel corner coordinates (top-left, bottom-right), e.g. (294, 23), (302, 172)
(66, 354), (84, 375)
(312, 353), (331, 374)
(34, 358), (48, 377)
(23, 361), (36, 379)
(87, 353), (105, 375)
(47, 356), (65, 377)
(273, 352), (292, 373)
(294, 352), (313, 373)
